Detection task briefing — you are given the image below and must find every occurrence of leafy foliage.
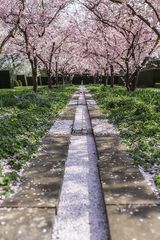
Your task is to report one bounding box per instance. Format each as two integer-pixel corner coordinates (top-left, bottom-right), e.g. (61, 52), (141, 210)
(154, 175), (160, 187)
(88, 85), (160, 188)
(0, 85), (76, 196)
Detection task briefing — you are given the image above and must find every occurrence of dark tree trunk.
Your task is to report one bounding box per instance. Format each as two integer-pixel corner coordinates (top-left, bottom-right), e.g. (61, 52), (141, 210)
(125, 68), (140, 92)
(100, 75), (103, 84)
(62, 75), (65, 85)
(110, 65), (114, 88)
(130, 68), (140, 91)
(104, 72), (109, 86)
(96, 71), (99, 84)
(124, 71), (130, 91)
(48, 76), (52, 89)
(69, 74), (74, 84)
(30, 56), (38, 93)
(39, 75), (42, 86)
(55, 61), (58, 85)
(93, 75), (96, 84)
(103, 67), (108, 86)
(31, 63), (38, 92)
(47, 70), (52, 89)
(32, 72), (38, 92)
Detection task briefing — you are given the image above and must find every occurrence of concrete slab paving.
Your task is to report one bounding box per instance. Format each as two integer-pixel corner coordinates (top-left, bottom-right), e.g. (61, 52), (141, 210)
(60, 105), (77, 120)
(95, 136), (159, 205)
(0, 208), (56, 240)
(87, 105), (106, 119)
(1, 136), (70, 208)
(72, 93), (79, 99)
(49, 120), (73, 136)
(92, 119), (119, 136)
(107, 205), (160, 240)
(84, 93), (92, 99)
(68, 99), (78, 106)
(86, 99), (97, 105)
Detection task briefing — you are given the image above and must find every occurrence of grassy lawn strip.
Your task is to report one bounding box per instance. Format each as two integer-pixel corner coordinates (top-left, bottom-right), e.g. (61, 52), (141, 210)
(0, 85), (76, 197)
(88, 85), (160, 188)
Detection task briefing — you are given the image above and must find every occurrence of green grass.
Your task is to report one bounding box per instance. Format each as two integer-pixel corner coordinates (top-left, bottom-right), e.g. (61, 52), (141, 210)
(88, 85), (160, 188)
(0, 85), (76, 197)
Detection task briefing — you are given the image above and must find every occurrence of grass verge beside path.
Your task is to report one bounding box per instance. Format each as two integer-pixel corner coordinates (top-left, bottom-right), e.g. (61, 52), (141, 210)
(0, 85), (76, 197)
(88, 85), (160, 189)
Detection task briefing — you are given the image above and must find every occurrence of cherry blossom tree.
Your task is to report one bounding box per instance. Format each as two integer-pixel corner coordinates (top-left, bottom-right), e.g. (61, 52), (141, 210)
(109, 0), (160, 39)
(0, 0), (25, 52)
(36, 23), (72, 87)
(9, 0), (73, 92)
(1, 0), (160, 91)
(81, 0), (159, 90)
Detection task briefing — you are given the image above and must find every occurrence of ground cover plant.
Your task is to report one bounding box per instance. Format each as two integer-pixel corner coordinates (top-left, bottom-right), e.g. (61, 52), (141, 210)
(88, 85), (160, 188)
(0, 85), (76, 197)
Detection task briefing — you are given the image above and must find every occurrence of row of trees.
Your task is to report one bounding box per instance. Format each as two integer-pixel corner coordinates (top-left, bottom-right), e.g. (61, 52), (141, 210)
(0, 0), (160, 91)
(81, 0), (160, 90)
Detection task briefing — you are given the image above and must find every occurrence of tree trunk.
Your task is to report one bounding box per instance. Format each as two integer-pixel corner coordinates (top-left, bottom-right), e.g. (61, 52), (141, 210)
(39, 75), (42, 86)
(62, 75), (65, 85)
(95, 71), (99, 84)
(103, 70), (108, 86)
(32, 72), (38, 92)
(55, 61), (58, 85)
(30, 56), (38, 92)
(93, 75), (96, 84)
(47, 70), (52, 89)
(124, 71), (130, 91)
(48, 76), (52, 89)
(110, 65), (114, 88)
(32, 70), (38, 92)
(31, 64), (38, 92)
(69, 74), (74, 84)
(130, 68), (140, 91)
(125, 68), (140, 91)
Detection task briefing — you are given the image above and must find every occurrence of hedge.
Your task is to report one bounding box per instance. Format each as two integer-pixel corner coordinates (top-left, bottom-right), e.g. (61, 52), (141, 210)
(0, 71), (13, 89)
(41, 77), (48, 85)
(137, 69), (155, 87)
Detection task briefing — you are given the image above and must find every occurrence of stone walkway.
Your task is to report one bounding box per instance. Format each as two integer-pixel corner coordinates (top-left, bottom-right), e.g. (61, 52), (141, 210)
(0, 86), (160, 240)
(52, 87), (108, 240)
